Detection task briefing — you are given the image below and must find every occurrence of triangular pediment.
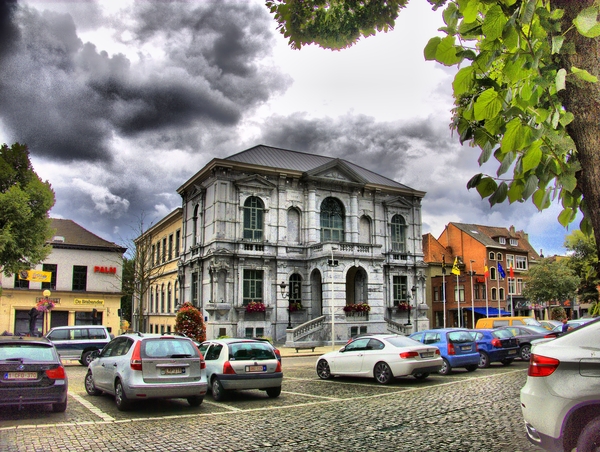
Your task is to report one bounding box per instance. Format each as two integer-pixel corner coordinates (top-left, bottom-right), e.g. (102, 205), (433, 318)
(384, 196), (414, 209)
(305, 159), (367, 184)
(234, 175), (277, 191)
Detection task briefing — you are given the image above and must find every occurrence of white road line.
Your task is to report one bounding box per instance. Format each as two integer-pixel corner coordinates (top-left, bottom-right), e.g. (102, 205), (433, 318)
(69, 393), (115, 422)
(281, 391), (340, 400)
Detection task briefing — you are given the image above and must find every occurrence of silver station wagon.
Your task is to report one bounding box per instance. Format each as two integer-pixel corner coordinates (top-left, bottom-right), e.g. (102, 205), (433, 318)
(85, 333), (207, 411)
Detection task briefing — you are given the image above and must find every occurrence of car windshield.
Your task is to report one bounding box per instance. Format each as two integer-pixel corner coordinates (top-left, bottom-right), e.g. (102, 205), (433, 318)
(142, 339), (197, 358)
(524, 326), (549, 334)
(492, 329), (514, 339)
(385, 336), (423, 348)
(523, 318), (541, 326)
(229, 342), (275, 361)
(447, 331), (474, 343)
(0, 344), (55, 361)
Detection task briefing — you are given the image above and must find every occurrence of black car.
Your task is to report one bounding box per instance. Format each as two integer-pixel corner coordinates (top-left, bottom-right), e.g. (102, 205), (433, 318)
(496, 325), (550, 361)
(0, 336), (68, 412)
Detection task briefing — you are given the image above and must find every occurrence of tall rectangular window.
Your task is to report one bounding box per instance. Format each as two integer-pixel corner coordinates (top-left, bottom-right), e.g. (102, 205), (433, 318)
(72, 266), (87, 291)
(516, 255), (528, 270)
(168, 234), (173, 260)
(42, 264), (57, 290)
(162, 238), (167, 263)
(175, 230), (180, 257)
(151, 244), (155, 266)
(392, 275), (407, 306)
(14, 273), (29, 289)
(191, 272), (198, 305)
(156, 242), (161, 265)
(243, 269), (263, 305)
(454, 285), (465, 302)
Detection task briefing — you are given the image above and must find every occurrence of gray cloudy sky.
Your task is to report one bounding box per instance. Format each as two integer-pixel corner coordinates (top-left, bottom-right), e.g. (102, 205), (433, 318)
(0, 0), (571, 256)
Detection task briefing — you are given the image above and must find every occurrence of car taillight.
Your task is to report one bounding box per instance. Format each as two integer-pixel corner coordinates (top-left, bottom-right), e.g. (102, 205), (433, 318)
(200, 358), (206, 370)
(400, 351), (419, 359)
(435, 349), (440, 355)
(223, 361), (236, 374)
(528, 354), (560, 377)
(130, 341), (143, 371)
(448, 342), (455, 355)
(45, 366), (66, 380)
(274, 348), (281, 360)
(491, 338), (502, 348)
(275, 361), (282, 372)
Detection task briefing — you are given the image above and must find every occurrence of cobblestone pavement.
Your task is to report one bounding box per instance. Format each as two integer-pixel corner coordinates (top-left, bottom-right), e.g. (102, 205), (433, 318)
(0, 356), (542, 452)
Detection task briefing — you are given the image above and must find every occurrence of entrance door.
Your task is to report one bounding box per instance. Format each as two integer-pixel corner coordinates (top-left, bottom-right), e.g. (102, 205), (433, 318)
(50, 310), (69, 328)
(311, 269), (322, 318)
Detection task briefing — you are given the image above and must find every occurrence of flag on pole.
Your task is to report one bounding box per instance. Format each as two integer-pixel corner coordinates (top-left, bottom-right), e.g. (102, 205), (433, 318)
(498, 263), (506, 278)
(484, 265), (489, 279)
(452, 257), (460, 276)
(442, 255), (446, 274)
(509, 264), (514, 278)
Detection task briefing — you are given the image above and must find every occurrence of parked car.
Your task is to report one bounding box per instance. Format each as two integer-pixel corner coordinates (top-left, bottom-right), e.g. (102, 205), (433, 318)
(198, 338), (283, 401)
(538, 320), (562, 331)
(0, 336), (68, 412)
(520, 317), (600, 451)
(466, 329), (520, 368)
(46, 325), (112, 366)
(409, 329), (479, 375)
(475, 316), (541, 329)
(549, 317), (596, 335)
(497, 325), (550, 361)
(315, 334), (442, 384)
(85, 333), (207, 411)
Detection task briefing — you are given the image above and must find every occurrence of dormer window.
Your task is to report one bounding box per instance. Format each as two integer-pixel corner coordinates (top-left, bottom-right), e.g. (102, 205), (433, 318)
(510, 239), (518, 246)
(499, 237), (506, 245)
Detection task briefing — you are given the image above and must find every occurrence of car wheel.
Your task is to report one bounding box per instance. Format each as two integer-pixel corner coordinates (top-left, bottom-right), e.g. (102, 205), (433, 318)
(465, 364), (478, 372)
(115, 380), (131, 411)
(373, 362), (393, 384)
(413, 373), (429, 380)
(266, 387), (282, 398)
(84, 370), (102, 396)
(316, 359), (332, 380)
(211, 378), (226, 401)
(478, 351), (490, 368)
(438, 358), (451, 375)
(577, 416), (600, 452)
(520, 344), (532, 361)
(52, 401), (67, 413)
(81, 351), (94, 367)
(500, 359), (514, 366)
(187, 396), (203, 407)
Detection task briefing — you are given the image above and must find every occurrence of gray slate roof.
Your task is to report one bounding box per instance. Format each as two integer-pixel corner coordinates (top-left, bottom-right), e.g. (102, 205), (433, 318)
(49, 219), (126, 253)
(226, 145), (414, 191)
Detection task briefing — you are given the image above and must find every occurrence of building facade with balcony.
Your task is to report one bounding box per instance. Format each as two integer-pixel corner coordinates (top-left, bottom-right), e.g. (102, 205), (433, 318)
(0, 219), (126, 336)
(424, 223), (541, 328)
(177, 145), (429, 344)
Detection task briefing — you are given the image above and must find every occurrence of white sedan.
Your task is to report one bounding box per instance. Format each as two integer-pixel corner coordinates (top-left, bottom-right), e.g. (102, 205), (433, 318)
(315, 334), (443, 384)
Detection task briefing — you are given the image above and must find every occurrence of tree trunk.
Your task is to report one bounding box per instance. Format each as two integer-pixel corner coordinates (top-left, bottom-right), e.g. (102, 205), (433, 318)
(553, 0), (600, 260)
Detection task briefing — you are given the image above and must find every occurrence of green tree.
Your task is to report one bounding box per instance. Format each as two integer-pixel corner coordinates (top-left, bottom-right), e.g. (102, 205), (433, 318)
(564, 229), (599, 304)
(522, 258), (579, 307)
(0, 142), (55, 276)
(268, 0), (600, 256)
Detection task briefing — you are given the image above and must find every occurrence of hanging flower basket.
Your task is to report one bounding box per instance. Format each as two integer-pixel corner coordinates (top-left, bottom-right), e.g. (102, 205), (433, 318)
(343, 303), (371, 313)
(288, 302), (303, 312)
(36, 298), (55, 312)
(245, 301), (266, 313)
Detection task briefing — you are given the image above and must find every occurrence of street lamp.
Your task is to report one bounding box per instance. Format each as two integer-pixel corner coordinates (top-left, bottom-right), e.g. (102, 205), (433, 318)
(469, 260), (476, 328)
(279, 281), (293, 329)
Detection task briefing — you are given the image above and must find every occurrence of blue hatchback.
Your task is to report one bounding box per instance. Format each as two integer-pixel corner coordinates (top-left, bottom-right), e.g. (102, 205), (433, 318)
(409, 329), (479, 375)
(466, 329), (520, 368)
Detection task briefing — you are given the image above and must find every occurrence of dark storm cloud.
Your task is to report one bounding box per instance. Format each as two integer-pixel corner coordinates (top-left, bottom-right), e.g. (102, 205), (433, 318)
(0, 0), (288, 161)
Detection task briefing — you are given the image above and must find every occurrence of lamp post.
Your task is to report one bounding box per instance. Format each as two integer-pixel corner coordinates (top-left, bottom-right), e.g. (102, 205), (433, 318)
(329, 247), (338, 350)
(279, 281), (293, 329)
(42, 289), (51, 335)
(469, 260), (476, 328)
(411, 285), (417, 330)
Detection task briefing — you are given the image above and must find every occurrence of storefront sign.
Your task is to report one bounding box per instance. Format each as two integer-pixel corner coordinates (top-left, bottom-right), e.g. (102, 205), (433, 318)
(74, 298), (105, 306)
(94, 266), (117, 274)
(18, 270), (52, 282)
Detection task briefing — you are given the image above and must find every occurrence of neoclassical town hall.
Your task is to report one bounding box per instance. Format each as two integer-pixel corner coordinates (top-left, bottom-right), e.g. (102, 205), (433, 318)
(175, 145), (429, 345)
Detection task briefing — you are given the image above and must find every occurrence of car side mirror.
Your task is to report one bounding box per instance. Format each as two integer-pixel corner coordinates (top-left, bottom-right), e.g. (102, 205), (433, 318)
(339, 346), (346, 352)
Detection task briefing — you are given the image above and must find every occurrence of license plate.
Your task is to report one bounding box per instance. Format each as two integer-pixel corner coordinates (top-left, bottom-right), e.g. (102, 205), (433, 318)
(5, 372), (37, 380)
(247, 365), (266, 372)
(420, 352), (434, 358)
(508, 350), (517, 354)
(163, 368), (184, 375)
(461, 346), (471, 351)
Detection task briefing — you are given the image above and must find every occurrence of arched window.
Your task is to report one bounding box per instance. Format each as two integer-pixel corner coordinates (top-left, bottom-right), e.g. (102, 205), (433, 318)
(289, 274), (302, 304)
(149, 289), (154, 314)
(174, 281), (179, 308)
(490, 267), (497, 280)
(320, 197), (344, 242)
(499, 287), (505, 300)
(359, 215), (372, 244)
(491, 287), (497, 300)
(391, 215), (407, 252)
(193, 204), (199, 245)
(161, 284), (165, 313)
(243, 196), (264, 241)
(287, 208), (301, 243)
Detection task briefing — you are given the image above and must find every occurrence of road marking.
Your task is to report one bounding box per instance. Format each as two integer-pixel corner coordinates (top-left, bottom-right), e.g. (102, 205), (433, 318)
(281, 391), (340, 400)
(201, 400), (242, 411)
(70, 393), (115, 422)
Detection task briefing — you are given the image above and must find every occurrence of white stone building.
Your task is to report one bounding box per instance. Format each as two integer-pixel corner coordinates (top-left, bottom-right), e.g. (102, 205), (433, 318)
(177, 145), (428, 345)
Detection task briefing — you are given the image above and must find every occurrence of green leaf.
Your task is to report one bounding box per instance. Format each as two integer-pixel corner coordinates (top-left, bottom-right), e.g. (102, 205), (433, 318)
(522, 174), (539, 199)
(551, 36), (564, 54)
(497, 151), (515, 176)
(501, 118), (524, 153)
(489, 182), (508, 205)
(574, 6), (600, 38)
(572, 66), (599, 83)
(522, 142), (543, 173)
(424, 37), (441, 61)
(453, 66), (474, 96)
(555, 68), (566, 91)
(435, 35), (462, 66)
(466, 173), (483, 189)
(507, 180), (524, 203)
(474, 88), (503, 120)
(533, 187), (552, 210)
(482, 5), (507, 41)
(559, 173), (578, 192)
(476, 177), (498, 198)
(558, 208), (576, 227)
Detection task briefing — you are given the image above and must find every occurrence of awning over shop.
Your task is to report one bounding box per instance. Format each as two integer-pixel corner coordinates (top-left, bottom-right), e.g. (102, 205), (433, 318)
(464, 307), (511, 317)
